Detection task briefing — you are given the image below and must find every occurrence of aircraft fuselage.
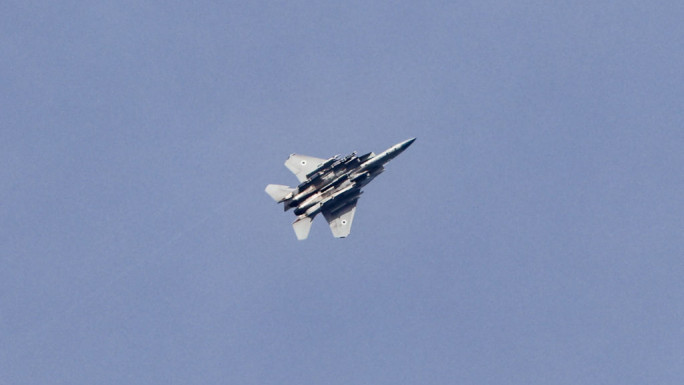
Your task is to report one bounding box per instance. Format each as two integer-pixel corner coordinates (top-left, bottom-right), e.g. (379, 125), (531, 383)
(265, 138), (415, 239)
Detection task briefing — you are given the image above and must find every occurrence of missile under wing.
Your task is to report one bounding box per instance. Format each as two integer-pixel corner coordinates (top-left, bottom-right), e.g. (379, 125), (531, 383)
(266, 138), (415, 240)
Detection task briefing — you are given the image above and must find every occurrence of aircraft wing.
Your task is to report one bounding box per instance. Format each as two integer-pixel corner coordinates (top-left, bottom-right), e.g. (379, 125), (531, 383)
(285, 154), (327, 183)
(322, 200), (358, 238)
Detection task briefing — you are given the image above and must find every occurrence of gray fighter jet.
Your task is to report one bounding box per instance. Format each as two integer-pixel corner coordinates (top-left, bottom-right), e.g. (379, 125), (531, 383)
(265, 138), (415, 240)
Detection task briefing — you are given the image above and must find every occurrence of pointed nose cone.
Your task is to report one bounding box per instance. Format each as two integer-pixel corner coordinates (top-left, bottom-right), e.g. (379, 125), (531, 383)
(396, 137), (416, 152)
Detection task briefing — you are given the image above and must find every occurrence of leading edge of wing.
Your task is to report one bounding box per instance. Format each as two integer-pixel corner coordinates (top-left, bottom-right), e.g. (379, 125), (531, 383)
(322, 200), (358, 238)
(285, 154), (328, 183)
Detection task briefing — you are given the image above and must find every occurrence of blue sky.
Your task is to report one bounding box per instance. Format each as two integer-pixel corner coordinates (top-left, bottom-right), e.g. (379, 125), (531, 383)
(2, 1), (683, 384)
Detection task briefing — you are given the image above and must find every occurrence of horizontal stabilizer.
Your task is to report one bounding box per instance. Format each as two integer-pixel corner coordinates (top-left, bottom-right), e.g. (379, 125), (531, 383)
(292, 216), (313, 240)
(265, 184), (294, 203)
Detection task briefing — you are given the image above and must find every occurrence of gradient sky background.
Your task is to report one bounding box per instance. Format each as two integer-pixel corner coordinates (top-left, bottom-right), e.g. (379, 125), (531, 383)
(2, 1), (683, 384)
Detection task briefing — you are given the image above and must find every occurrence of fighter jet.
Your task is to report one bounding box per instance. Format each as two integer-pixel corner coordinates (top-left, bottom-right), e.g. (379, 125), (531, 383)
(265, 138), (415, 240)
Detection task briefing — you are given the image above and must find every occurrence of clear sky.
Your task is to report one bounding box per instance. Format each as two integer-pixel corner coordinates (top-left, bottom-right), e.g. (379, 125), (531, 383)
(2, 1), (683, 384)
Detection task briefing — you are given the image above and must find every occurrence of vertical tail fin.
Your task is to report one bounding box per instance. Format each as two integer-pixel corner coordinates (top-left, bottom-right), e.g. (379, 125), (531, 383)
(265, 184), (294, 203)
(292, 216), (313, 240)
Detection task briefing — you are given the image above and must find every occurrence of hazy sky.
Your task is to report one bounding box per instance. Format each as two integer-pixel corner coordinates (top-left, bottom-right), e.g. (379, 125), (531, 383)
(2, 1), (683, 384)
